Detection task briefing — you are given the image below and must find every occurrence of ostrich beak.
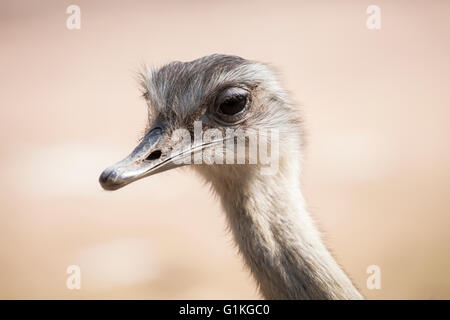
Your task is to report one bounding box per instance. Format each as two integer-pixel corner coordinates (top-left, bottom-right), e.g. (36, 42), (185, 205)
(99, 122), (186, 191)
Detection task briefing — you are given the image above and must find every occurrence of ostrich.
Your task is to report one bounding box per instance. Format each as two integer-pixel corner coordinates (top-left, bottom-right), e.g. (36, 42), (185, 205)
(99, 54), (363, 300)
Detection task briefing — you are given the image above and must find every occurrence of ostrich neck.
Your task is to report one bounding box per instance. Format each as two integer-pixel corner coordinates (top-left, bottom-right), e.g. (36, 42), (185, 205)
(207, 166), (362, 300)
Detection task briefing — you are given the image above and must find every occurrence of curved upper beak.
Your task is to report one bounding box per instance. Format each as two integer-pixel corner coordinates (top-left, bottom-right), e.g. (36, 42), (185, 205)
(99, 122), (185, 191)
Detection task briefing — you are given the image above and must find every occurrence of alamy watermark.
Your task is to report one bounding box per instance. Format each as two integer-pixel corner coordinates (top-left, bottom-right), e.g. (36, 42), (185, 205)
(366, 5), (381, 30)
(168, 121), (280, 175)
(66, 265), (81, 290)
(366, 265), (382, 290)
(66, 5), (81, 30)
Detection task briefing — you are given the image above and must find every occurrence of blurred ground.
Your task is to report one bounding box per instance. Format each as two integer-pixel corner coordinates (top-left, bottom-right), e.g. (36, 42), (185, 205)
(0, 0), (449, 299)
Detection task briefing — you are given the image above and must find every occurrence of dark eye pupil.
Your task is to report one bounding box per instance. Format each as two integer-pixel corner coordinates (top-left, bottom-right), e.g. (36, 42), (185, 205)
(219, 95), (246, 115)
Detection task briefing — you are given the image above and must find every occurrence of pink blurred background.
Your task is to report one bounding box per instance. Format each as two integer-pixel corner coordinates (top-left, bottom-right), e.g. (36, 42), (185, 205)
(1, 0), (449, 299)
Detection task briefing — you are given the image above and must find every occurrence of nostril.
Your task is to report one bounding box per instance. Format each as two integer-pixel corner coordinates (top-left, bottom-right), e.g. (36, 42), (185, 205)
(146, 150), (162, 161)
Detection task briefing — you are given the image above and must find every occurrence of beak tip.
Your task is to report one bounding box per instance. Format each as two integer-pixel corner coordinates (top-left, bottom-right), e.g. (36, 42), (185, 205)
(99, 167), (122, 191)
(99, 169), (110, 184)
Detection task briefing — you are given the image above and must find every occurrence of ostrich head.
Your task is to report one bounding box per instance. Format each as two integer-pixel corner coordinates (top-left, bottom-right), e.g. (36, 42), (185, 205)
(98, 55), (363, 300)
(99, 54), (303, 191)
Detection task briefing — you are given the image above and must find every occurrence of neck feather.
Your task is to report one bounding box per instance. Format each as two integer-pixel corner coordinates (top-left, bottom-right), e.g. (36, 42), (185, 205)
(199, 161), (362, 300)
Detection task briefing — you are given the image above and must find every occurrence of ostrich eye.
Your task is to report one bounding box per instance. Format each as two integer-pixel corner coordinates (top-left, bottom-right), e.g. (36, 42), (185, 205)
(214, 87), (249, 123)
(219, 95), (247, 115)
